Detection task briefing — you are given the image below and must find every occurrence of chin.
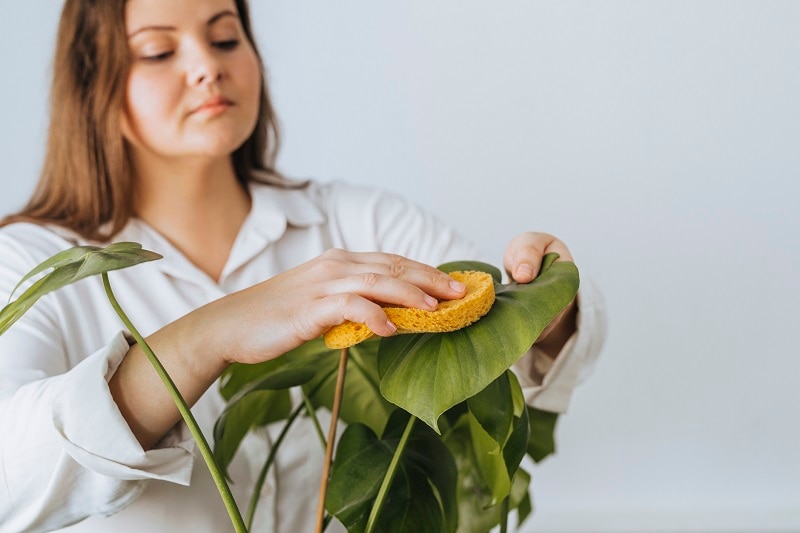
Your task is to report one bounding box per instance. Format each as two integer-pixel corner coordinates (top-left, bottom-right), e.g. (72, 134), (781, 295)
(190, 132), (252, 157)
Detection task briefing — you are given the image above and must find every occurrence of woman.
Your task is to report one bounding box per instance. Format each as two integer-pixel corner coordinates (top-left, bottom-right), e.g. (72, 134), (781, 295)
(0, 0), (605, 531)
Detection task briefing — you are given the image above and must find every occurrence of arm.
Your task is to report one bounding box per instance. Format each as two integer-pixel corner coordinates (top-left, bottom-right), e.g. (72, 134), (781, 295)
(105, 248), (468, 449)
(0, 227), (464, 529)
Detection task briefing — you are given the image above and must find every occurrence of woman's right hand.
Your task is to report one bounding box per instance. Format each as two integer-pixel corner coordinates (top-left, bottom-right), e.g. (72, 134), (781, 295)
(111, 248), (466, 449)
(208, 248), (467, 365)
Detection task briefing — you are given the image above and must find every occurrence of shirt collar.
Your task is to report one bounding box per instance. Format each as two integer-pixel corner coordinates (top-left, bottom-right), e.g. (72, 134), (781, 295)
(247, 181), (325, 242)
(114, 181), (325, 286)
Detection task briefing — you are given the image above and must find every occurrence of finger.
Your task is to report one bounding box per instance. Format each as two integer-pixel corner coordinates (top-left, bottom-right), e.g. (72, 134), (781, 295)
(504, 233), (574, 283)
(330, 272), (447, 312)
(349, 262), (466, 301)
(317, 292), (397, 337)
(321, 249), (466, 300)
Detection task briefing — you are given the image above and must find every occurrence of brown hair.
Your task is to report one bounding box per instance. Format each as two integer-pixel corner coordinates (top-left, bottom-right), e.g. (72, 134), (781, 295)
(1, 0), (291, 242)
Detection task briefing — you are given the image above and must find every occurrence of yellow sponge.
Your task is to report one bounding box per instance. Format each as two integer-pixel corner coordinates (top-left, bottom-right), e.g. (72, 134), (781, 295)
(323, 270), (496, 349)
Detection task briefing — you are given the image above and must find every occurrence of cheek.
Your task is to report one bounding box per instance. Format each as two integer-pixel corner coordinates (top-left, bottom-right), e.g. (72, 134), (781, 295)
(237, 50), (263, 111)
(125, 71), (179, 134)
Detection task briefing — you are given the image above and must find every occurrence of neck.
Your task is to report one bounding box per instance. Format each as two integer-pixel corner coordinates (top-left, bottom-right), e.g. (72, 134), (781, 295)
(132, 155), (251, 282)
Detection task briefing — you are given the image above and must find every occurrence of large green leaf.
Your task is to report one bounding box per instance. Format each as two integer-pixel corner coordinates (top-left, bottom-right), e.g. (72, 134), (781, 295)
(325, 423), (393, 529)
(384, 413), (458, 533)
(326, 410), (458, 533)
(378, 256), (579, 432)
(0, 243), (161, 335)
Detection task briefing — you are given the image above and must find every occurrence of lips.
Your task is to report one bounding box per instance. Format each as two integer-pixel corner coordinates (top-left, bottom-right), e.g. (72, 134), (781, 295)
(191, 95), (233, 114)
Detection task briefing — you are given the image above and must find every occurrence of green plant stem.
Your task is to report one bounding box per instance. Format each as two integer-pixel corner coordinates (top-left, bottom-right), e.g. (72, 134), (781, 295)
(302, 390), (328, 449)
(500, 496), (509, 533)
(102, 273), (247, 533)
(245, 401), (304, 529)
(365, 415), (416, 533)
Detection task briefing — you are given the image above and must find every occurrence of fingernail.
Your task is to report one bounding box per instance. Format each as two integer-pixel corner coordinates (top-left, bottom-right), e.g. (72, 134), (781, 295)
(424, 294), (439, 310)
(450, 280), (466, 294)
(516, 263), (534, 280)
(386, 320), (397, 334)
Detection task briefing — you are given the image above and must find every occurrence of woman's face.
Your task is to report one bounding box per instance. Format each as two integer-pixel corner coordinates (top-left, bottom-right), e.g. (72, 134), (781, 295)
(122, 0), (261, 163)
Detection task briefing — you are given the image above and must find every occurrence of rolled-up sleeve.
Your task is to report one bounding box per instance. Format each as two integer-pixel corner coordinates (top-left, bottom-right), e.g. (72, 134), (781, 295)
(0, 226), (196, 532)
(0, 330), (195, 532)
(514, 276), (607, 413)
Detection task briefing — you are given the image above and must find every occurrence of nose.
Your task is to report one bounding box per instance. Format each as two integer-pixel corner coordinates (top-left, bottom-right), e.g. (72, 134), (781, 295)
(188, 45), (224, 86)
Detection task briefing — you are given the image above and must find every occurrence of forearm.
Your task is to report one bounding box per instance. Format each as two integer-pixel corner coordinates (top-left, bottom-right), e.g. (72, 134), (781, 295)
(109, 302), (229, 450)
(516, 278), (606, 412)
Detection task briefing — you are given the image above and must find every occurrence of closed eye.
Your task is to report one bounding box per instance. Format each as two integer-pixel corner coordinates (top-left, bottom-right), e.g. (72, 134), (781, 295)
(141, 51), (174, 62)
(213, 39), (240, 50)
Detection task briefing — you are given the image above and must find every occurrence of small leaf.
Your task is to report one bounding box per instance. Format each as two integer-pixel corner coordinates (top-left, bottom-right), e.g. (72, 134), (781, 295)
(527, 406), (559, 463)
(443, 415), (533, 533)
(467, 371), (514, 452)
(508, 371), (525, 418)
(7, 245), (96, 302)
(0, 243), (161, 336)
(511, 469), (533, 527)
(467, 410), (511, 507)
(516, 482), (533, 527)
(502, 407), (530, 479)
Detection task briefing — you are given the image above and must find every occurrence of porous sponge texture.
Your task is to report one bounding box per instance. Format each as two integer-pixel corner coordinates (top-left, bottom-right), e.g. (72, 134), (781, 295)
(323, 270), (496, 349)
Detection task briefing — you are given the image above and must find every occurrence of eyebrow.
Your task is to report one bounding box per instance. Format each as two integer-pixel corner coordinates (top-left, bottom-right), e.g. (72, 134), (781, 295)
(128, 10), (237, 38)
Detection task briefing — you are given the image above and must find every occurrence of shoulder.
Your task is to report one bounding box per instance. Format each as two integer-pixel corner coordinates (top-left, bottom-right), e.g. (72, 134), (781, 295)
(248, 178), (418, 223)
(0, 222), (85, 269)
(300, 180), (421, 219)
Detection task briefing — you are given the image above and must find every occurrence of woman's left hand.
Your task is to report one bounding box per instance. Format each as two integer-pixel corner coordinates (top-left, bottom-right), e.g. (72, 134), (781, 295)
(503, 232), (579, 358)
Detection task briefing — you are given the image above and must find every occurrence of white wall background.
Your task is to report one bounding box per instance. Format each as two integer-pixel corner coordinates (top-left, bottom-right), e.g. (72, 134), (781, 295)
(2, 1), (799, 531)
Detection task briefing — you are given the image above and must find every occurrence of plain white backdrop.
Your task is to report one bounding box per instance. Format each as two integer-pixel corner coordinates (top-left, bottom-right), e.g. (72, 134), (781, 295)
(2, 1), (799, 531)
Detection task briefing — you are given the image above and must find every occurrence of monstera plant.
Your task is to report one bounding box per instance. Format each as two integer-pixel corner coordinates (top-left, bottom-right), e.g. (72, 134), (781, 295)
(0, 243), (578, 532)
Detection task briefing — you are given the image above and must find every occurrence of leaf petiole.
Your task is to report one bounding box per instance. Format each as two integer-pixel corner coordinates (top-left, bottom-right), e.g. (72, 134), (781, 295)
(102, 273), (247, 532)
(364, 415), (416, 533)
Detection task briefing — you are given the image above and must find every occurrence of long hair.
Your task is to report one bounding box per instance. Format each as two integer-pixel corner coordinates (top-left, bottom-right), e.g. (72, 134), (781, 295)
(1, 0), (291, 242)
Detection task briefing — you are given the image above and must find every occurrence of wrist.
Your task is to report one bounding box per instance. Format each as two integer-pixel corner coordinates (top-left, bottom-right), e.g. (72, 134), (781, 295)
(172, 301), (232, 379)
(533, 297), (578, 359)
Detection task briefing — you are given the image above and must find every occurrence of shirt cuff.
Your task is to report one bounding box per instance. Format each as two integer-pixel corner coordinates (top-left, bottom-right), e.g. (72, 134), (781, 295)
(514, 277), (607, 413)
(50, 331), (195, 484)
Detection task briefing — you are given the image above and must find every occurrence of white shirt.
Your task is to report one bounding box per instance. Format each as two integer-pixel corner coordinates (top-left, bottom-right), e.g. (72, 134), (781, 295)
(0, 181), (605, 532)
